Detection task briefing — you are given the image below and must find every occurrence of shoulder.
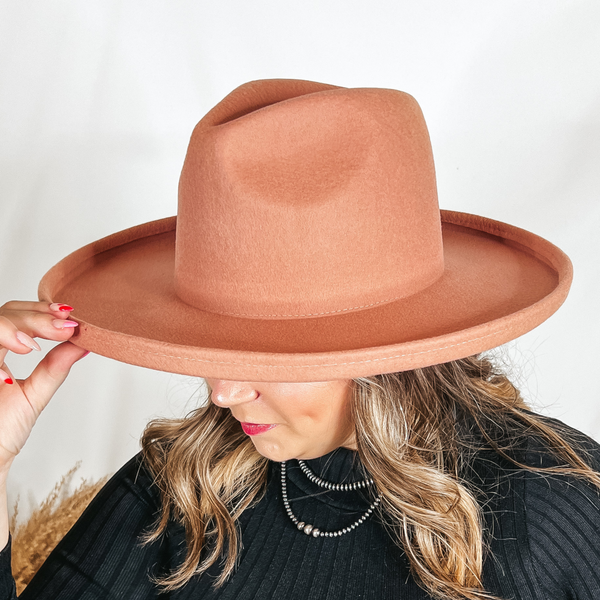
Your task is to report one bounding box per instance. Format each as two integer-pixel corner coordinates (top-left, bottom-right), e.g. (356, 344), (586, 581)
(476, 415), (600, 598)
(519, 415), (600, 528)
(521, 419), (600, 597)
(85, 451), (161, 514)
(524, 413), (600, 468)
(480, 413), (600, 527)
(20, 452), (166, 597)
(466, 412), (600, 483)
(50, 451), (162, 541)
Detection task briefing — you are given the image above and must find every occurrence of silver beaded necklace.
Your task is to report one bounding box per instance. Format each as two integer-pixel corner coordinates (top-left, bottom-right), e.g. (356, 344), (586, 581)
(280, 460), (382, 538)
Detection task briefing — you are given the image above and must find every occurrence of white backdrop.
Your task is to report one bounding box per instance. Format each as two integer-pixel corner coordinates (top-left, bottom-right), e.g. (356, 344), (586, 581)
(1, 1), (599, 517)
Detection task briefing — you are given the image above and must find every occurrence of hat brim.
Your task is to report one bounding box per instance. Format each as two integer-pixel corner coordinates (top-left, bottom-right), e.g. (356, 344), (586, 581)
(38, 210), (571, 382)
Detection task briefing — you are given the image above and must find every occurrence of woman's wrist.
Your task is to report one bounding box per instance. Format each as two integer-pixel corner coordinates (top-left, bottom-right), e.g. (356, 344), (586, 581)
(0, 458), (14, 487)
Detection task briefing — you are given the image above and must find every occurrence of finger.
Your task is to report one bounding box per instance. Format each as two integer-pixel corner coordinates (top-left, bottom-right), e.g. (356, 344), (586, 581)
(0, 313), (77, 353)
(1, 300), (74, 315)
(0, 317), (44, 354)
(21, 342), (89, 416)
(1, 300), (76, 334)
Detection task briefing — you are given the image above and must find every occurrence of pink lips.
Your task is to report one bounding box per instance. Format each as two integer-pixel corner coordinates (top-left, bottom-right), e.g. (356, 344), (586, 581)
(241, 423), (277, 436)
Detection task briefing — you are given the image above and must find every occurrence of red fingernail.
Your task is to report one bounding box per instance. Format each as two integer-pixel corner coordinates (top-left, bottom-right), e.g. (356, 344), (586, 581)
(0, 369), (13, 385)
(50, 303), (74, 312)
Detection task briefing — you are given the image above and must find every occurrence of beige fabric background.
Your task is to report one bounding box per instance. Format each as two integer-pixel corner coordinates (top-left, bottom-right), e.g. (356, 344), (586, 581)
(1, 0), (599, 517)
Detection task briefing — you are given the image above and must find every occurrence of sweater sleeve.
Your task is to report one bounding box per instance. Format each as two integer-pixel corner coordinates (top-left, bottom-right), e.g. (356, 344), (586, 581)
(0, 537), (17, 599)
(524, 437), (600, 598)
(9, 454), (169, 600)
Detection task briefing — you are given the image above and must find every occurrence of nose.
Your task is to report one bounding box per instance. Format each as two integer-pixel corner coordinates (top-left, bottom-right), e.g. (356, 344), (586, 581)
(207, 380), (259, 407)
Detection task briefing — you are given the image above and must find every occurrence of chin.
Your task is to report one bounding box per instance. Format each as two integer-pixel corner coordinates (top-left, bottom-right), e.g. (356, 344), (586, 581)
(251, 439), (298, 462)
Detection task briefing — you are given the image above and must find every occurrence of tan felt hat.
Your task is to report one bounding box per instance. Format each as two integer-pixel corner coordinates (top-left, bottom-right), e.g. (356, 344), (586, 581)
(38, 79), (572, 382)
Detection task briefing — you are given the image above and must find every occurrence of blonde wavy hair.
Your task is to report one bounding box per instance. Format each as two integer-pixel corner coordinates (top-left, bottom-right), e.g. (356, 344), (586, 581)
(141, 354), (600, 600)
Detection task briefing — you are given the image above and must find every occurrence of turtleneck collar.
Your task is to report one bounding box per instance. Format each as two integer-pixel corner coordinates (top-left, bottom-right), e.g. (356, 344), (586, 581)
(280, 447), (377, 512)
(303, 447), (364, 481)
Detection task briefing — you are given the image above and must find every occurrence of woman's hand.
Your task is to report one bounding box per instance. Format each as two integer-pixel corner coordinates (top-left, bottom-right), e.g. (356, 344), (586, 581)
(0, 301), (89, 475)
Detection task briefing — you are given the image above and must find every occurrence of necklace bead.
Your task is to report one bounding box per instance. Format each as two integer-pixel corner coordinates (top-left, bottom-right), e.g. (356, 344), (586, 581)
(281, 461), (381, 538)
(298, 460), (375, 491)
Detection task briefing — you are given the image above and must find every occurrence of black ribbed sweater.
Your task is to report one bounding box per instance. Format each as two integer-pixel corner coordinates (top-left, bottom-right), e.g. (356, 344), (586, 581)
(2, 419), (600, 599)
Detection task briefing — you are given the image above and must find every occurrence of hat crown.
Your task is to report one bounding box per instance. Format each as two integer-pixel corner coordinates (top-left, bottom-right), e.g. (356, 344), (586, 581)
(174, 79), (443, 319)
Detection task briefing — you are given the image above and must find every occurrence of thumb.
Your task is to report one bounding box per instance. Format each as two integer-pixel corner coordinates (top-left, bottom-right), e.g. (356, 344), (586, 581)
(21, 342), (89, 416)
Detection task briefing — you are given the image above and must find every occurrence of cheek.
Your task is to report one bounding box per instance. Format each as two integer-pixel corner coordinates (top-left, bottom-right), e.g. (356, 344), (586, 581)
(261, 381), (353, 437)
(289, 390), (349, 433)
(278, 403), (323, 432)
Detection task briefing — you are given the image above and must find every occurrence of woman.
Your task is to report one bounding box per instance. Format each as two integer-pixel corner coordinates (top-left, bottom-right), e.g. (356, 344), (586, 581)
(1, 79), (599, 599)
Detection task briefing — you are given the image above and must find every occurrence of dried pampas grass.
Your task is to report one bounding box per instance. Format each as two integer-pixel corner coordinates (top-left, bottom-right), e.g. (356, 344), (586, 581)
(10, 466), (108, 595)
